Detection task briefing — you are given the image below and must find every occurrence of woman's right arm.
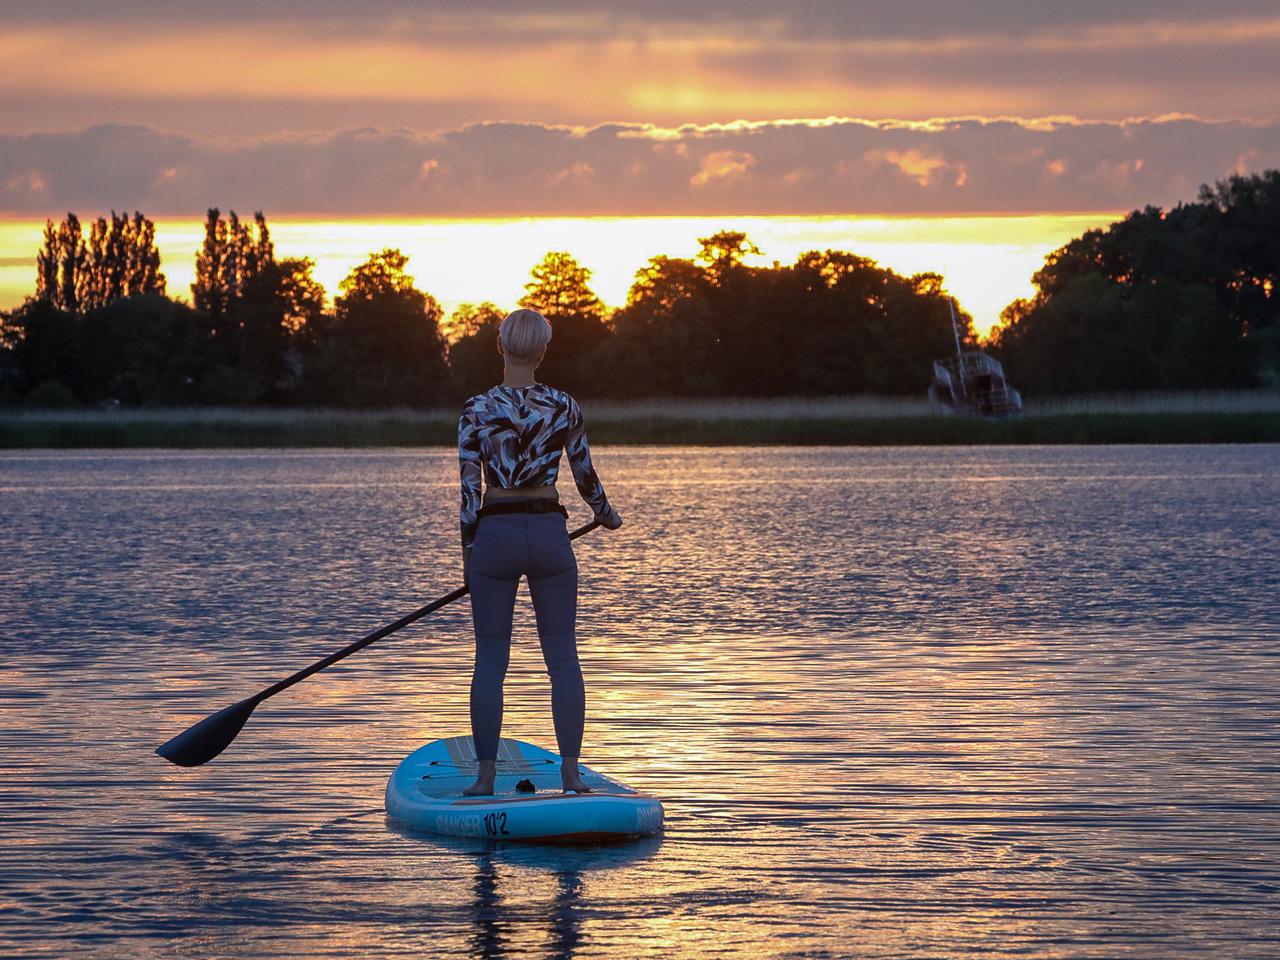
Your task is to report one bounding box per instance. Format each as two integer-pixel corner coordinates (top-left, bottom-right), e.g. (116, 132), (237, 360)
(565, 396), (622, 529)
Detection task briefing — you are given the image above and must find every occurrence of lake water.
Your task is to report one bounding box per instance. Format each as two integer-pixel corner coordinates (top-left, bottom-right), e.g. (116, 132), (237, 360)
(2, 446), (1278, 959)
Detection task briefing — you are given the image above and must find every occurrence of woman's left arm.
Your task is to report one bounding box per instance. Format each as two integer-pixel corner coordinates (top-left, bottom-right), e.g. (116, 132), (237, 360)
(458, 404), (483, 579)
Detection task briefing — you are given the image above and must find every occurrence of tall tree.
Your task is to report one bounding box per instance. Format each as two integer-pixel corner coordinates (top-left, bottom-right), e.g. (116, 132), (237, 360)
(193, 208), (230, 321)
(0, 298), (85, 402)
(127, 212), (165, 297)
(518, 252), (609, 393)
(602, 254), (716, 395)
(34, 213), (88, 314)
(192, 208), (274, 328)
(442, 301), (506, 344)
(192, 207), (278, 373)
(695, 230), (760, 285)
(34, 211), (164, 314)
(308, 248), (447, 406)
(230, 256), (327, 403)
(991, 170), (1279, 392)
(78, 211), (167, 310)
(77, 293), (207, 406)
(444, 302), (506, 397)
(602, 235), (967, 397)
(224, 211), (247, 302)
(519, 252), (606, 322)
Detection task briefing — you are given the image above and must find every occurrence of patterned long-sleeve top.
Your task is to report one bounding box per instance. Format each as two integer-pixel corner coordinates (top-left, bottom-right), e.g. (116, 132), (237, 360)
(458, 383), (612, 548)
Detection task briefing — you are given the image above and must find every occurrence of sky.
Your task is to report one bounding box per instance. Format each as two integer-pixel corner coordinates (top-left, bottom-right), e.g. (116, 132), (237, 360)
(2, 1), (1278, 333)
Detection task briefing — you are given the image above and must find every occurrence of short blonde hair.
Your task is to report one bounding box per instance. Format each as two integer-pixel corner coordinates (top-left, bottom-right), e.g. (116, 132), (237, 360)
(499, 308), (552, 362)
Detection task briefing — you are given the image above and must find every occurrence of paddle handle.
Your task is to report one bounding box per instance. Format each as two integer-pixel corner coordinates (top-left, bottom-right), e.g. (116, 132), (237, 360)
(254, 518), (603, 704)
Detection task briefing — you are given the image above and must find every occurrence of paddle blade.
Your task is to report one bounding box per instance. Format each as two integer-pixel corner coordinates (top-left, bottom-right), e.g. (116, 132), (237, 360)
(155, 696), (259, 767)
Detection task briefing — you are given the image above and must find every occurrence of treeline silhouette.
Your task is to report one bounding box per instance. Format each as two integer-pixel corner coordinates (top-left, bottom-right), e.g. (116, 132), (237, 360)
(2, 169), (1276, 408)
(36, 211), (166, 313)
(0, 213), (969, 407)
(992, 169), (1280, 392)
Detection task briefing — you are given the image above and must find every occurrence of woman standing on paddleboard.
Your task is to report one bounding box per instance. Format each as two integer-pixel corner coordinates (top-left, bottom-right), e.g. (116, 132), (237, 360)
(457, 308), (623, 796)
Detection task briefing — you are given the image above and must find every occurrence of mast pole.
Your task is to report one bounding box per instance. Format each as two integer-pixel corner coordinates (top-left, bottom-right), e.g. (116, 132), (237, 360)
(948, 298), (967, 400)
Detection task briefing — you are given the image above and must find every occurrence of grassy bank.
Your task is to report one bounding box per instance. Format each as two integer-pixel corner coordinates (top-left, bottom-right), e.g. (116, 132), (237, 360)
(3, 393), (1280, 447)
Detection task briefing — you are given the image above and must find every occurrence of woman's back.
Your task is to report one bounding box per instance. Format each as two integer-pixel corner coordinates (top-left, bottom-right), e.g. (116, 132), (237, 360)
(458, 382), (611, 548)
(459, 383), (591, 487)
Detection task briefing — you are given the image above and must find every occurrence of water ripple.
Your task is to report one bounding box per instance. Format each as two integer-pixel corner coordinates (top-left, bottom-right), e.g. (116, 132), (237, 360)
(1, 445), (1277, 958)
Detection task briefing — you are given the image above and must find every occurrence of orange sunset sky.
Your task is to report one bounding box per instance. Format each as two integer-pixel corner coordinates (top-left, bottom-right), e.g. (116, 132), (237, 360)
(2, 1), (1279, 335)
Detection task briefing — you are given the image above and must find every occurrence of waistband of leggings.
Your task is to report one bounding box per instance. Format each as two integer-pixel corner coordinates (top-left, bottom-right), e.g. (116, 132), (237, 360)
(476, 500), (569, 520)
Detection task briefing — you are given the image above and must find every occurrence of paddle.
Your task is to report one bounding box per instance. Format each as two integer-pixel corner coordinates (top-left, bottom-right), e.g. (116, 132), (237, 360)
(156, 518), (602, 767)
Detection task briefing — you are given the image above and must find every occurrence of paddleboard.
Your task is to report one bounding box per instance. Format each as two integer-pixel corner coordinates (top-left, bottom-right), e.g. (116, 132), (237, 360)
(385, 736), (664, 843)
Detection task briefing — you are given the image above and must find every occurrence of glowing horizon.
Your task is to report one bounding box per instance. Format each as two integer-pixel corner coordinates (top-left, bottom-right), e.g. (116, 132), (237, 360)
(0, 213), (1118, 339)
(0, 4), (1270, 341)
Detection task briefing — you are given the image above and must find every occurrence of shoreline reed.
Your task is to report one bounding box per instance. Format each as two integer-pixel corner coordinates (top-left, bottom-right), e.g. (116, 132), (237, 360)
(3, 392), (1280, 447)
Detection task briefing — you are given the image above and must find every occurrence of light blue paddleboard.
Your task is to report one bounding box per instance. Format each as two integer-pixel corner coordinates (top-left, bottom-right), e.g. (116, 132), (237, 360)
(385, 736), (664, 843)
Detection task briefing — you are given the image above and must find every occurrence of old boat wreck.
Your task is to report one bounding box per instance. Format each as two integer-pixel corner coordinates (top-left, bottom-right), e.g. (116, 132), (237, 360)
(928, 300), (1023, 417)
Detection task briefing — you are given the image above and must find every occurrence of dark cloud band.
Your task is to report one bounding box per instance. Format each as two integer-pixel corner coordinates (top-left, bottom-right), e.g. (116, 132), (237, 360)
(3, 117), (1278, 217)
(5, 1), (1277, 40)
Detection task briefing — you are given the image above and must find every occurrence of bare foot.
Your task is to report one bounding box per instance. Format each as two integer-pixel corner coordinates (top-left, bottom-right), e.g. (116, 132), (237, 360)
(463, 760), (496, 796)
(561, 758), (592, 793)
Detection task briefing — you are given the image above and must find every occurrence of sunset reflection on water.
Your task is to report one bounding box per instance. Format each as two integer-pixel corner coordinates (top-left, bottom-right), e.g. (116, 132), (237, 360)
(1, 446), (1278, 957)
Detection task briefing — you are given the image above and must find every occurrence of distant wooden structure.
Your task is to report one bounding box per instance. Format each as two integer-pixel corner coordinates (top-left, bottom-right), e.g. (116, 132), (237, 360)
(928, 300), (1023, 417)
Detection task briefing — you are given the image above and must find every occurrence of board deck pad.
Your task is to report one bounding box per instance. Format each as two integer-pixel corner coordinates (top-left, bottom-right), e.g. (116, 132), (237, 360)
(386, 736), (664, 842)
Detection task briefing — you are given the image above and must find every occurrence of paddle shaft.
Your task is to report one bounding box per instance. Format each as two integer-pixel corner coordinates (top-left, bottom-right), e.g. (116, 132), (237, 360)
(251, 518), (602, 706)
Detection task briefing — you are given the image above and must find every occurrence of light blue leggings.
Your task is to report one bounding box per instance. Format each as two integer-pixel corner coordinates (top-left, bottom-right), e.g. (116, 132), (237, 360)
(468, 511), (583, 762)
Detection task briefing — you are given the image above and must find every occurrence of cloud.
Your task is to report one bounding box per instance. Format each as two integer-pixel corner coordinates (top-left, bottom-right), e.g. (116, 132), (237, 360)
(1, 5), (1279, 135)
(5, 1), (1278, 42)
(2, 116), (1279, 218)
(551, 162), (595, 183)
(863, 149), (952, 188)
(690, 151), (755, 188)
(4, 168), (50, 198)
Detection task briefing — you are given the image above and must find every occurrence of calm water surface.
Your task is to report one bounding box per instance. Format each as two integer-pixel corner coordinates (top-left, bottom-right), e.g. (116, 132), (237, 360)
(2, 446), (1278, 959)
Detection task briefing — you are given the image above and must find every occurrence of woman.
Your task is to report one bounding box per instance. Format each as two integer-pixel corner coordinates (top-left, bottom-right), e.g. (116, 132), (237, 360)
(457, 307), (623, 796)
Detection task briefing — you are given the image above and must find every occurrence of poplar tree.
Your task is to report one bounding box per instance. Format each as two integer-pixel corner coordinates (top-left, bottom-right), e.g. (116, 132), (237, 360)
(88, 211), (167, 310)
(193, 209), (274, 311)
(57, 215), (87, 313)
(34, 220), (61, 307)
(193, 207), (230, 321)
(224, 211), (247, 303)
(128, 212), (164, 297)
(34, 214), (90, 314)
